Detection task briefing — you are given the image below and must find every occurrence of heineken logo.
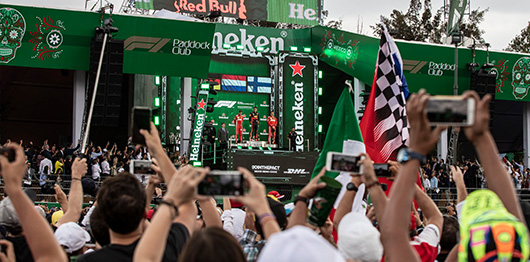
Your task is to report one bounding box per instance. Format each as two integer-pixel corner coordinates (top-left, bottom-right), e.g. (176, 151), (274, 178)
(197, 99), (207, 110)
(291, 80), (304, 151)
(189, 112), (206, 161)
(289, 60), (306, 77)
(212, 28), (285, 54)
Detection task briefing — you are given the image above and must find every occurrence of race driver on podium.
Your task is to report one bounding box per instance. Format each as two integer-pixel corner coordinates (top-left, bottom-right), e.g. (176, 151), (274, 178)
(233, 110), (244, 143)
(249, 107), (260, 141)
(267, 111), (277, 144)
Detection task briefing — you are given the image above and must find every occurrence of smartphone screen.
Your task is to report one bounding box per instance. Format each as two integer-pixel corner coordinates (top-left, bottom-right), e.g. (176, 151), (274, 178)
(130, 160), (156, 175)
(373, 163), (391, 177)
(425, 97), (474, 126)
(326, 152), (361, 173)
(132, 107), (151, 145)
(197, 171), (245, 197)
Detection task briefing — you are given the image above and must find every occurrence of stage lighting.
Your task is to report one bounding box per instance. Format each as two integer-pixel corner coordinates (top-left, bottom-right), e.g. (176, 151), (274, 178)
(223, 43), (231, 49)
(318, 71), (323, 79)
(192, 161), (202, 167)
(201, 83), (210, 90)
(154, 97), (161, 107)
(267, 146), (272, 150)
(259, 146), (263, 150)
(257, 46), (265, 52)
(304, 47), (311, 53)
(318, 107), (322, 115)
(290, 46), (298, 52)
(154, 116), (160, 126)
(236, 45), (244, 50)
(248, 146), (253, 150)
(237, 145), (243, 149)
(318, 125), (323, 133)
(154, 75), (161, 86)
(318, 87), (323, 96)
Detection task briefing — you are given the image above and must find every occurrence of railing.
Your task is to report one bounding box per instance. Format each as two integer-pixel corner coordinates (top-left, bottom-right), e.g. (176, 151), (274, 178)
(426, 187), (530, 207)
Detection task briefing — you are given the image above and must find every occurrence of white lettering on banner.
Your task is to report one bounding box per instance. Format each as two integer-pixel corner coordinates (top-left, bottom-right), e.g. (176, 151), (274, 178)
(288, 3), (317, 20)
(214, 101), (237, 108)
(172, 39), (211, 56)
(189, 113), (206, 161)
(291, 81), (304, 151)
(212, 29), (284, 54)
(285, 168), (310, 175)
(428, 62), (455, 76)
(252, 165), (281, 171)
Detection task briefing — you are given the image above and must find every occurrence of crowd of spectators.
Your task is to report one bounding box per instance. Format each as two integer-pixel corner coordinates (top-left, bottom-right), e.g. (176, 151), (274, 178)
(0, 90), (528, 262)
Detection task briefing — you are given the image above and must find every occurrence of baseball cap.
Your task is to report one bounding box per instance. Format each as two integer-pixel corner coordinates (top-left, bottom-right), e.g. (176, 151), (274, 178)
(257, 226), (345, 262)
(337, 212), (383, 262)
(54, 222), (91, 253)
(268, 190), (284, 200)
(0, 189), (37, 227)
(458, 190), (529, 262)
(229, 199), (244, 208)
(51, 210), (64, 226)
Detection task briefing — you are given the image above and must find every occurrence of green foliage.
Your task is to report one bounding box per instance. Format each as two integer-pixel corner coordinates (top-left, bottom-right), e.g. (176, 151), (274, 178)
(371, 0), (487, 44)
(506, 22), (530, 53)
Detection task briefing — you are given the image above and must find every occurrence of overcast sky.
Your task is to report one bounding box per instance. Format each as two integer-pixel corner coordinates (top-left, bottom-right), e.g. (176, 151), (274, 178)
(7, 0), (530, 50)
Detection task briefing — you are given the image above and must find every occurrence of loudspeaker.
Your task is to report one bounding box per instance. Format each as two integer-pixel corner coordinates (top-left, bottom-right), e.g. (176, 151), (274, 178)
(469, 64), (496, 130)
(88, 35), (124, 127)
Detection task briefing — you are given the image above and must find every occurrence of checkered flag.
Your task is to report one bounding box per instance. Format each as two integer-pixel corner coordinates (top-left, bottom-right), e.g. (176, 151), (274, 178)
(360, 27), (409, 162)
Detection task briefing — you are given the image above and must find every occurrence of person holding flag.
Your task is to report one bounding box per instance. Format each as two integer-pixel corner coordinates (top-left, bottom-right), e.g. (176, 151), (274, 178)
(267, 111), (277, 144)
(233, 110), (245, 143)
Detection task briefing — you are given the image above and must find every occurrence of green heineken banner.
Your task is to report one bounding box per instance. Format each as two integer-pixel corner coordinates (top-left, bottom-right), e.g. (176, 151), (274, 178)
(312, 26), (530, 102)
(189, 89), (210, 162)
(205, 91), (270, 142)
(279, 53), (317, 151)
(0, 4), (215, 78)
(154, 0), (320, 26)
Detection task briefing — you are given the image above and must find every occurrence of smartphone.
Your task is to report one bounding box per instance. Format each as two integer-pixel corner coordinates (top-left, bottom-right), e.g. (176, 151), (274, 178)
(131, 107), (151, 145)
(326, 152), (363, 174)
(197, 171), (245, 197)
(425, 96), (475, 126)
(373, 163), (391, 177)
(130, 160), (156, 175)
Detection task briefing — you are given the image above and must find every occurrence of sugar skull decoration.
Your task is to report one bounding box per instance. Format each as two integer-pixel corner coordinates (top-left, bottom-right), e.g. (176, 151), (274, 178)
(512, 57), (530, 99)
(0, 8), (26, 63)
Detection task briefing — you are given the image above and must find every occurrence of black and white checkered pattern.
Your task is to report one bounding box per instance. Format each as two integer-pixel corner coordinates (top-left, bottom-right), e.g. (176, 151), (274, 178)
(373, 31), (409, 161)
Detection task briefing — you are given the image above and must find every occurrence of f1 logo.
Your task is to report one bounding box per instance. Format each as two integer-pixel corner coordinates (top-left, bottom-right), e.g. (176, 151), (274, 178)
(214, 101), (237, 108)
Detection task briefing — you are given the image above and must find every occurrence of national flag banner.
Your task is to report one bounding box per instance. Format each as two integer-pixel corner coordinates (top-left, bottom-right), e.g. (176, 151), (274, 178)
(247, 76), (272, 93)
(221, 75), (246, 92)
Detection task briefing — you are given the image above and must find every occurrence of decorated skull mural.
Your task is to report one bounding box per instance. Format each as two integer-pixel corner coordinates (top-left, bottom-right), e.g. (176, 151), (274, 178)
(512, 57), (530, 99)
(0, 8), (26, 63)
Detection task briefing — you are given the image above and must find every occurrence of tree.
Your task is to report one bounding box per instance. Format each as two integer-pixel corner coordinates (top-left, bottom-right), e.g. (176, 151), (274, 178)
(371, 0), (488, 45)
(506, 22), (530, 53)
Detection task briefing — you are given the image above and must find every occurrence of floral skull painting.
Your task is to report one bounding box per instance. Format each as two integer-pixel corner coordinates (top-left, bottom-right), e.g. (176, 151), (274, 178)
(0, 8), (26, 63)
(512, 57), (530, 99)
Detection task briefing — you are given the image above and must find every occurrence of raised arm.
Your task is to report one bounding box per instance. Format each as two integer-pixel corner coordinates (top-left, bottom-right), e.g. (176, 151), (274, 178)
(289, 168), (326, 229)
(0, 144), (67, 262)
(413, 184), (443, 231)
(54, 184), (68, 213)
(57, 158), (87, 227)
(380, 90), (444, 262)
(198, 197), (222, 228)
(463, 91), (525, 223)
(133, 166), (208, 262)
(140, 122), (178, 185)
(450, 165), (468, 204)
(359, 154), (388, 224)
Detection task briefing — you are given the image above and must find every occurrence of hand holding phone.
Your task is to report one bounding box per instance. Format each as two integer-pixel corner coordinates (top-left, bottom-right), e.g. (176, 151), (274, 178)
(373, 163), (391, 177)
(131, 107), (151, 145)
(197, 171), (245, 197)
(130, 160), (156, 175)
(326, 152), (363, 174)
(425, 96), (475, 126)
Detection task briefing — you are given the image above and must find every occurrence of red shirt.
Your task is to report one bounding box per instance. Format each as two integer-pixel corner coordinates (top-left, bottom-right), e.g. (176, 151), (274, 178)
(267, 116), (277, 127)
(234, 115), (244, 126)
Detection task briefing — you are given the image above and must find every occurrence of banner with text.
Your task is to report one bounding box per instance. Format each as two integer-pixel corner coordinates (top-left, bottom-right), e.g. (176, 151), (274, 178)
(154, 0), (320, 26)
(189, 90), (209, 162)
(280, 54), (316, 151)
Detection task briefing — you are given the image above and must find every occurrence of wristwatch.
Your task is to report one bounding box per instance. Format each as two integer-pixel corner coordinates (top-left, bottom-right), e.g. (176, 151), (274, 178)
(397, 148), (426, 164)
(293, 195), (309, 205)
(346, 182), (358, 192)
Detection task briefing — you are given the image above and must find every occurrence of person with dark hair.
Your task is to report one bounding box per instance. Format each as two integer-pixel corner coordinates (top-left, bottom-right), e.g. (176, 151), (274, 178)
(179, 227), (246, 262)
(234, 110), (244, 143)
(436, 216), (459, 262)
(218, 122), (229, 150)
(288, 127), (297, 151)
(88, 207), (111, 248)
(249, 107), (259, 141)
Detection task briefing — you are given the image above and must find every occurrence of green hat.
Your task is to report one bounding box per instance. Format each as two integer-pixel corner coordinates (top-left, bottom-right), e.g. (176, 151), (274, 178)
(458, 190), (529, 262)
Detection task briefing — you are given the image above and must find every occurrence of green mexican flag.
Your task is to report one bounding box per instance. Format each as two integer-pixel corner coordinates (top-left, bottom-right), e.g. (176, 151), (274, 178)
(311, 88), (365, 179)
(135, 0), (154, 10)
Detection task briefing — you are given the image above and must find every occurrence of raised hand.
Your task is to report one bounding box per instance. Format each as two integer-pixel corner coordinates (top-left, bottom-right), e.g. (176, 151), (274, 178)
(298, 167), (327, 198)
(71, 158), (87, 180)
(358, 154), (378, 185)
(0, 144), (26, 194)
(406, 89), (445, 155)
(164, 166), (208, 207)
(462, 91), (492, 143)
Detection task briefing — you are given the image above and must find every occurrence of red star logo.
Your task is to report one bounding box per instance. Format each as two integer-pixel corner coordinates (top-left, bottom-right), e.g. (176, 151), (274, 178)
(289, 60), (306, 77)
(197, 99), (206, 110)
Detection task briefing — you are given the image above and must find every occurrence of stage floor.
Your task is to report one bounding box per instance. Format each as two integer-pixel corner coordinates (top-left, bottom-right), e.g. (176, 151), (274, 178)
(230, 140), (278, 148)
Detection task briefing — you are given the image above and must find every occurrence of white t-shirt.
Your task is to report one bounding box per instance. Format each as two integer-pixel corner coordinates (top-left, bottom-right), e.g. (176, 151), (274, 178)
(221, 208), (246, 240)
(91, 164), (101, 180)
(100, 160), (110, 174)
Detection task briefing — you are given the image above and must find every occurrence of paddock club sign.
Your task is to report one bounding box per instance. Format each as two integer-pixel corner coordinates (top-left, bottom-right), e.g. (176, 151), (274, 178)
(189, 90), (210, 162)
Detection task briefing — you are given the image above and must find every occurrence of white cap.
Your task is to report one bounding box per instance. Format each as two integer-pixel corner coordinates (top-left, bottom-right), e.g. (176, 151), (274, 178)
(257, 226), (345, 262)
(54, 222), (91, 253)
(337, 212), (383, 262)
